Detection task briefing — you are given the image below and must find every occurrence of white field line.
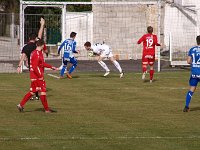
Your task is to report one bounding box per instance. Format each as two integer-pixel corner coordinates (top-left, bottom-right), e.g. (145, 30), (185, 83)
(47, 74), (60, 79)
(0, 136), (200, 141)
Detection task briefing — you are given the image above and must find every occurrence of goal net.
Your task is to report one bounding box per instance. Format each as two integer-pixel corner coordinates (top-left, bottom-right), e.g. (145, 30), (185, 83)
(0, 0), (160, 73)
(166, 1), (200, 66)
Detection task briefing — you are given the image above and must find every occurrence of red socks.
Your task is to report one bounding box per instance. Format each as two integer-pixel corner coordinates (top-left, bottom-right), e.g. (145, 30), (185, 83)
(40, 95), (49, 111)
(150, 70), (154, 80)
(142, 67), (147, 73)
(20, 92), (33, 107)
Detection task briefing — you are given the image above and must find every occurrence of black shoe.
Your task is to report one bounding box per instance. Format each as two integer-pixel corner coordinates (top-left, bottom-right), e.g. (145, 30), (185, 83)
(17, 104), (24, 112)
(183, 106), (190, 112)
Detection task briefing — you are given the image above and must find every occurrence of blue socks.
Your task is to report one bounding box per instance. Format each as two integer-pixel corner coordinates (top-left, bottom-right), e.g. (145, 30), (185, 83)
(60, 65), (66, 77)
(185, 91), (194, 107)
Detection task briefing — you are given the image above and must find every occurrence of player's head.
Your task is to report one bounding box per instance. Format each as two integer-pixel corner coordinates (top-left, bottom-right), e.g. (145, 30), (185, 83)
(29, 33), (37, 41)
(147, 26), (153, 34)
(84, 41), (91, 51)
(36, 39), (45, 50)
(70, 32), (77, 39)
(196, 35), (200, 45)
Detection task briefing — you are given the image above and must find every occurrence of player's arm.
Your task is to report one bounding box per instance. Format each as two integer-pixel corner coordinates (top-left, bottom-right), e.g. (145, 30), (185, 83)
(137, 35), (144, 44)
(57, 41), (65, 55)
(37, 18), (45, 39)
(43, 62), (58, 70)
(187, 56), (192, 64)
(154, 35), (161, 46)
(72, 41), (79, 53)
(17, 52), (26, 73)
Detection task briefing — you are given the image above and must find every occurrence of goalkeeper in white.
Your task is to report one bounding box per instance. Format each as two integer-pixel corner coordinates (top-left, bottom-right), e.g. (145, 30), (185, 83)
(84, 41), (124, 78)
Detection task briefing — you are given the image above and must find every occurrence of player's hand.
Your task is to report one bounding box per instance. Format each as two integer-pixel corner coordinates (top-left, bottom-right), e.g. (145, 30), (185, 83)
(40, 18), (45, 26)
(52, 67), (59, 71)
(17, 66), (22, 73)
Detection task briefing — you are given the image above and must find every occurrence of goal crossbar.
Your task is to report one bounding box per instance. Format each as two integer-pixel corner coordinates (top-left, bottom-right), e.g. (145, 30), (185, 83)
(20, 0), (158, 5)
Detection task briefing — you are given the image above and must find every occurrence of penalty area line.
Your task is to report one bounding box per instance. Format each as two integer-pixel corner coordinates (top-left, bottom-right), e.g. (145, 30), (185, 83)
(47, 74), (60, 79)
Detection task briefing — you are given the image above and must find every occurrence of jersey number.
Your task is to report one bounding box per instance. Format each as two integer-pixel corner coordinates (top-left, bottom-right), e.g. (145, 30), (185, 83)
(64, 43), (72, 51)
(192, 53), (200, 64)
(146, 39), (153, 48)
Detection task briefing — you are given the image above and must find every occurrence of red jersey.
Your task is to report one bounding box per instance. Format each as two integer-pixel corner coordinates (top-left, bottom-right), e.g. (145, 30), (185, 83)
(30, 49), (52, 80)
(137, 33), (160, 56)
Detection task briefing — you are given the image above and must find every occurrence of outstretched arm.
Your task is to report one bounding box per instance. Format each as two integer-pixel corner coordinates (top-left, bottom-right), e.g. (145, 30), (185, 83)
(38, 18), (45, 39)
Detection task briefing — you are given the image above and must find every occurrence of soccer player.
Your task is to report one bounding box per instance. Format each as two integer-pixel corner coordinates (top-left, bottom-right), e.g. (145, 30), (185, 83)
(84, 41), (124, 78)
(17, 39), (58, 113)
(58, 32), (79, 79)
(17, 17), (46, 100)
(183, 35), (200, 112)
(137, 26), (160, 83)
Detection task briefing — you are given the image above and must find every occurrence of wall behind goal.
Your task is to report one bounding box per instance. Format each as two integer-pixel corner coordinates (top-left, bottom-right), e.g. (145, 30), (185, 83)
(92, 3), (159, 60)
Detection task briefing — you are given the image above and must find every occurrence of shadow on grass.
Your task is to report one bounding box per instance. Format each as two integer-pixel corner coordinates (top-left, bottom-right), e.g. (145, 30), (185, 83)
(190, 107), (200, 112)
(143, 79), (157, 83)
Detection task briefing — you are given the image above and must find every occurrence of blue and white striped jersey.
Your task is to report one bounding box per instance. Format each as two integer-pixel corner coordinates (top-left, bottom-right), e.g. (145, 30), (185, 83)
(188, 46), (200, 76)
(58, 38), (77, 58)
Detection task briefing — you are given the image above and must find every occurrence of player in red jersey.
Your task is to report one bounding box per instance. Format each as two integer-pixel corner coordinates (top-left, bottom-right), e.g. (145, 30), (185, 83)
(137, 26), (160, 83)
(17, 39), (59, 113)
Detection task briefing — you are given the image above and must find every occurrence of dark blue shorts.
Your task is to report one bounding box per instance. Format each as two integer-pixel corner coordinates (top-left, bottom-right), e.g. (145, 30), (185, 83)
(63, 57), (77, 66)
(189, 75), (200, 86)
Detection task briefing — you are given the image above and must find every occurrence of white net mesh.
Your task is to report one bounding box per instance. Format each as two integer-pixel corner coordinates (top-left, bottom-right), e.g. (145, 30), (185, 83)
(165, 1), (199, 65)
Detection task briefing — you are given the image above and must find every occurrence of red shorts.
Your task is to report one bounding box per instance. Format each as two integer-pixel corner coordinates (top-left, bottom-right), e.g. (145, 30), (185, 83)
(30, 80), (46, 93)
(142, 54), (155, 65)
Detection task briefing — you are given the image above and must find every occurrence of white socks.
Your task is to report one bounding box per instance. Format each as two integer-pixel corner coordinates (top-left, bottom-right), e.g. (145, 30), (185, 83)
(98, 61), (110, 72)
(113, 60), (122, 73)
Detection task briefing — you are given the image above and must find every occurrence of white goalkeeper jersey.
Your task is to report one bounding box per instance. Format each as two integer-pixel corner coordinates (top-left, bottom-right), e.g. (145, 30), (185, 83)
(91, 43), (110, 55)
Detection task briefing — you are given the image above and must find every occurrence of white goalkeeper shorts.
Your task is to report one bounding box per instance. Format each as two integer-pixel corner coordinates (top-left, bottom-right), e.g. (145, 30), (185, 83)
(100, 49), (113, 58)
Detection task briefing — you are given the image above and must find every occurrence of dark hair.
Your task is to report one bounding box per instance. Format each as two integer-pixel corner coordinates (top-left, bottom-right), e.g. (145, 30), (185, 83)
(70, 32), (77, 38)
(147, 26), (153, 34)
(84, 41), (91, 47)
(36, 39), (45, 47)
(196, 35), (200, 45)
(29, 33), (37, 40)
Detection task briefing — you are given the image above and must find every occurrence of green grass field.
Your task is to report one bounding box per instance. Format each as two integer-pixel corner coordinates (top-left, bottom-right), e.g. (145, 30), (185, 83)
(1, 71), (200, 150)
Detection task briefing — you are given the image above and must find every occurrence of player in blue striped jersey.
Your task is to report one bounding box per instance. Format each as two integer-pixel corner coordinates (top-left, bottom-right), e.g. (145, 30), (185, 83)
(183, 35), (200, 112)
(58, 32), (79, 79)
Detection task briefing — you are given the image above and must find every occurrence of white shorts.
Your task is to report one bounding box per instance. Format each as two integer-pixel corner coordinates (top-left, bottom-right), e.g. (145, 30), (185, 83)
(100, 48), (113, 58)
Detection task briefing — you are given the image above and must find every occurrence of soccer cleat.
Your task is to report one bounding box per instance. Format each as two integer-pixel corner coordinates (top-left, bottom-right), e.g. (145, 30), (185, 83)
(104, 71), (110, 77)
(183, 106), (190, 112)
(150, 80), (153, 83)
(35, 96), (40, 101)
(142, 71), (147, 80)
(45, 109), (57, 113)
(66, 72), (72, 79)
(30, 97), (34, 100)
(17, 104), (24, 112)
(120, 72), (124, 78)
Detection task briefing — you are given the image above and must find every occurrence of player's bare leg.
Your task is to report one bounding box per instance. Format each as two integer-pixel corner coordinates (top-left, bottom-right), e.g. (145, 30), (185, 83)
(98, 56), (110, 76)
(17, 92), (34, 112)
(109, 56), (124, 78)
(142, 64), (148, 80)
(149, 65), (154, 83)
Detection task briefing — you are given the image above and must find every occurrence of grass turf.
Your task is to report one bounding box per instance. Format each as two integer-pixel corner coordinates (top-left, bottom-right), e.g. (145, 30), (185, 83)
(0, 71), (200, 150)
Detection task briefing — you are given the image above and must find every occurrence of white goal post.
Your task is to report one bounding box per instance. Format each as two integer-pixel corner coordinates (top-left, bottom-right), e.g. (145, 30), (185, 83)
(167, 1), (200, 66)
(20, 0), (161, 71)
